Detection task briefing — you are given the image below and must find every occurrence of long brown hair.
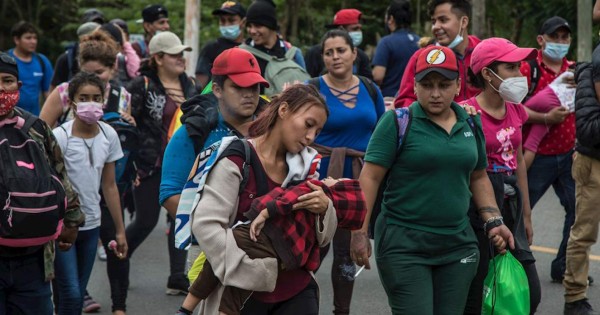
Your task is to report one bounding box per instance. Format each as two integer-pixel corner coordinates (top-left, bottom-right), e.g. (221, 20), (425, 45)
(248, 84), (328, 138)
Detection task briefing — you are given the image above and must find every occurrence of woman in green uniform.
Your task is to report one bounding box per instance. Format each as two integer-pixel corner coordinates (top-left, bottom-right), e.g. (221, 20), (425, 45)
(350, 45), (515, 314)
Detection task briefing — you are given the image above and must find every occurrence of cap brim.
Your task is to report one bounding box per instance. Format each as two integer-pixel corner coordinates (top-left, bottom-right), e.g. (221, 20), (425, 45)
(228, 72), (270, 88)
(212, 8), (240, 15)
(545, 24), (571, 35)
(498, 47), (537, 64)
(415, 68), (458, 82)
(162, 45), (193, 55)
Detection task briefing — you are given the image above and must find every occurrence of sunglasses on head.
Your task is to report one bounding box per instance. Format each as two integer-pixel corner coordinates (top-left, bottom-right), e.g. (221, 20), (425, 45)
(0, 54), (17, 65)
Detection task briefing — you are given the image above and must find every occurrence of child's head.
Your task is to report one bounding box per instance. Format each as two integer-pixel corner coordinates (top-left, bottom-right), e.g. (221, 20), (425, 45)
(68, 72), (105, 125)
(68, 72), (105, 105)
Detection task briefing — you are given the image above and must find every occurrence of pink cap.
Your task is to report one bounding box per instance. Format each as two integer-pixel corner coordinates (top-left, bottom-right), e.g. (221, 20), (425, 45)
(470, 37), (536, 74)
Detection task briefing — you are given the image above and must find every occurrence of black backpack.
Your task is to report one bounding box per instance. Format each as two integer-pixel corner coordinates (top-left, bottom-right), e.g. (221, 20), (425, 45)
(100, 112), (139, 191)
(0, 110), (66, 247)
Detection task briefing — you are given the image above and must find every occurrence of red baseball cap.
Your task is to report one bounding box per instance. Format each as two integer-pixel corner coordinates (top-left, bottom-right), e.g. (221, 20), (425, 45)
(415, 46), (459, 82)
(471, 37), (536, 74)
(211, 48), (269, 88)
(328, 9), (361, 27)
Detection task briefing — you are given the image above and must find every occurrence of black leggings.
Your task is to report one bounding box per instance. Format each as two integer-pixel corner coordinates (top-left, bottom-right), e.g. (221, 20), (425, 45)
(98, 172), (187, 311)
(240, 278), (319, 315)
(464, 228), (541, 314)
(318, 228), (355, 315)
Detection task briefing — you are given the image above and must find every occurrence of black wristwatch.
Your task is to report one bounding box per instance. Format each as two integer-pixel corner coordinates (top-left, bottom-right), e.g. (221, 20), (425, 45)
(483, 216), (504, 234)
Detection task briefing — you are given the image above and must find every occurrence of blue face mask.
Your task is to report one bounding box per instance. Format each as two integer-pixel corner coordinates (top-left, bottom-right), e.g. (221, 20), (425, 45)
(447, 18), (465, 49)
(543, 42), (570, 60)
(219, 24), (241, 40)
(348, 31), (363, 47)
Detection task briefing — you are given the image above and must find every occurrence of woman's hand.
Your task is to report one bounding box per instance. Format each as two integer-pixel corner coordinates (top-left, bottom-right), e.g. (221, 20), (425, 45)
(114, 233), (128, 259)
(487, 224), (515, 254)
(119, 111), (136, 126)
(57, 226), (78, 251)
(460, 104), (480, 116)
(250, 210), (269, 242)
(292, 181), (330, 214)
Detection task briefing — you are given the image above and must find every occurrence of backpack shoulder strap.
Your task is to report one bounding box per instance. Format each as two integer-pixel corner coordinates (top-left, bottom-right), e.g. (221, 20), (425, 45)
(358, 75), (379, 107)
(284, 46), (298, 59)
(35, 53), (46, 77)
(239, 43), (272, 61)
(219, 139), (268, 196)
(393, 107), (412, 154)
(66, 47), (75, 80)
(15, 108), (44, 136)
(105, 84), (122, 113)
(307, 77), (321, 90)
(527, 59), (541, 97)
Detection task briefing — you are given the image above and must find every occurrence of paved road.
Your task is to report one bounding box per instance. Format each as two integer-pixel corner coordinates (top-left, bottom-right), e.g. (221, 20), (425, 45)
(88, 189), (600, 314)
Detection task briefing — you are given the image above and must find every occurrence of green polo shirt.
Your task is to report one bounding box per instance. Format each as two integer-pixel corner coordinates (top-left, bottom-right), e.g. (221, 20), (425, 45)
(365, 102), (487, 235)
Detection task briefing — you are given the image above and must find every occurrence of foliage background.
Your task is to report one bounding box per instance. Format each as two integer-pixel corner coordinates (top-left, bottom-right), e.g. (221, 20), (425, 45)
(0, 0), (591, 64)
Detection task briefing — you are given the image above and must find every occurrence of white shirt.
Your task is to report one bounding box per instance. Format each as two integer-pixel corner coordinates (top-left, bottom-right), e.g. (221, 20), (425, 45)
(54, 120), (123, 230)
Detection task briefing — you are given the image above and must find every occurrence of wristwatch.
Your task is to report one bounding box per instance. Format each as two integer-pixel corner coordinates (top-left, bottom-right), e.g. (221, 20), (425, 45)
(483, 216), (504, 234)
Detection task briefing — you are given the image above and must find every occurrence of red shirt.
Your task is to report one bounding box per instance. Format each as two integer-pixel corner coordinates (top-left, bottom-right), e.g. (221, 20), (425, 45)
(227, 152), (311, 304)
(394, 35), (482, 108)
(521, 50), (575, 155)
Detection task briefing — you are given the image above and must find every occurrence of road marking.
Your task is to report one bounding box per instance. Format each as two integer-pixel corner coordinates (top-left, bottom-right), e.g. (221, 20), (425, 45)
(531, 245), (600, 262)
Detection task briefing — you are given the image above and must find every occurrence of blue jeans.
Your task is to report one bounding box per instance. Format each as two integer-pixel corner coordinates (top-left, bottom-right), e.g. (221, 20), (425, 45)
(0, 250), (53, 315)
(527, 151), (576, 280)
(54, 228), (100, 315)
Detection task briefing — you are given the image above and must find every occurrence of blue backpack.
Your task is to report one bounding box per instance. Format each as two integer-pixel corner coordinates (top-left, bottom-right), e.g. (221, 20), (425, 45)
(100, 112), (139, 191)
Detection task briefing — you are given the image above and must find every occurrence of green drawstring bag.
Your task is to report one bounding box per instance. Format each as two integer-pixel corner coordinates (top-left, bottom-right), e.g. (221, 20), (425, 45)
(482, 251), (530, 315)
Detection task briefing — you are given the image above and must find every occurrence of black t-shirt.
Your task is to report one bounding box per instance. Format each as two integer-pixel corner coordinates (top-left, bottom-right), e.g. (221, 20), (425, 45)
(195, 37), (240, 77)
(304, 44), (372, 79)
(51, 46), (79, 87)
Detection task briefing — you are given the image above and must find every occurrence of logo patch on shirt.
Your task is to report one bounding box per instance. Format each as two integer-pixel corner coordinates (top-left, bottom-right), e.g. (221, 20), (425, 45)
(464, 131), (474, 138)
(33, 72), (43, 77)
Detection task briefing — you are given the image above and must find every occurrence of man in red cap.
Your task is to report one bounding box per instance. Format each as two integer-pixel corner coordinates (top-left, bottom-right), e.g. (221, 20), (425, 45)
(165, 47), (269, 315)
(304, 8), (373, 79)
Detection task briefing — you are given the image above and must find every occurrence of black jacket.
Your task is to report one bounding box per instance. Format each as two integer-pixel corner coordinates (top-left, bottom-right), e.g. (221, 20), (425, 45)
(574, 62), (600, 160)
(127, 65), (198, 177)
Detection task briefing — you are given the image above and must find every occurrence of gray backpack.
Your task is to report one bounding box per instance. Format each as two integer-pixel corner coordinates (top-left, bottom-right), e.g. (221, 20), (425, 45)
(240, 44), (310, 96)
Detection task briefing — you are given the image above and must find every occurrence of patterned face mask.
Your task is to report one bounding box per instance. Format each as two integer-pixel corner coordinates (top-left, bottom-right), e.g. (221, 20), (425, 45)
(0, 90), (20, 116)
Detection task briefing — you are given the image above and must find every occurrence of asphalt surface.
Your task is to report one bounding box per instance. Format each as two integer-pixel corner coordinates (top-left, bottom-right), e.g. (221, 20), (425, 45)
(87, 189), (600, 314)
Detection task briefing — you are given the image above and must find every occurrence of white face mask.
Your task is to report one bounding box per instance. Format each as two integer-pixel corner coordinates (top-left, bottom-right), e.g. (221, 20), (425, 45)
(487, 69), (529, 104)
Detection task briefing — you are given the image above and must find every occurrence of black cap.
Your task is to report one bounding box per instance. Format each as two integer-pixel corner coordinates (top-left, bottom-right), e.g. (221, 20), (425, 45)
(539, 16), (571, 35)
(81, 8), (105, 24)
(212, 1), (246, 17)
(142, 4), (169, 23)
(246, 0), (277, 30)
(100, 23), (124, 46)
(110, 19), (129, 35)
(0, 53), (19, 79)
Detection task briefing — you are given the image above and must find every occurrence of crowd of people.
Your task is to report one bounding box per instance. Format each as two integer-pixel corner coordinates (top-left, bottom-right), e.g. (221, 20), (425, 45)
(1, 0), (599, 314)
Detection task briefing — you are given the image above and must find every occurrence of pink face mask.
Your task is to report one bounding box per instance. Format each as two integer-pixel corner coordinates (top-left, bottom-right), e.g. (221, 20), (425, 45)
(0, 90), (20, 116)
(75, 102), (103, 124)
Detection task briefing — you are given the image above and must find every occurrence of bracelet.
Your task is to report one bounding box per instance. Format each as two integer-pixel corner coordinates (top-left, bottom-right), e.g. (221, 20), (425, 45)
(483, 216), (504, 234)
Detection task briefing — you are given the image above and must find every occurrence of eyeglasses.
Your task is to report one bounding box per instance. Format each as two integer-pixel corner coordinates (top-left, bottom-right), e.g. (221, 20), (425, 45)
(0, 54), (17, 65)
